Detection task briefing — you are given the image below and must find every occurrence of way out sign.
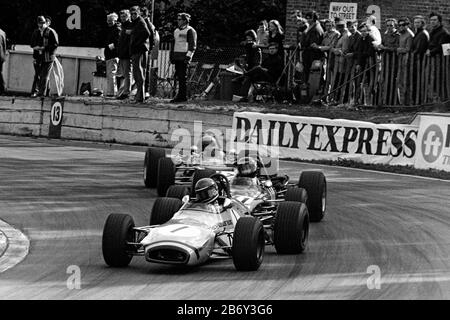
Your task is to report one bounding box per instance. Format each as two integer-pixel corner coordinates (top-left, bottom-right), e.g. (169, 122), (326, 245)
(49, 99), (64, 138)
(329, 2), (358, 22)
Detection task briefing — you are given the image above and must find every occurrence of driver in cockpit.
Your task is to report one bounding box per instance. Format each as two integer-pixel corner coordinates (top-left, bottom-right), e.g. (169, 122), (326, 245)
(194, 178), (222, 214)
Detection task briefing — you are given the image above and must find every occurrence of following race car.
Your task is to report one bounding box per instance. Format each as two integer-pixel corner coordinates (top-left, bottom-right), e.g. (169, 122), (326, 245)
(102, 174), (311, 271)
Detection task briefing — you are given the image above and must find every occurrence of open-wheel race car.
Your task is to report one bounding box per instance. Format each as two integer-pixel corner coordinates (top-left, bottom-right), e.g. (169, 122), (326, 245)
(103, 173), (317, 271)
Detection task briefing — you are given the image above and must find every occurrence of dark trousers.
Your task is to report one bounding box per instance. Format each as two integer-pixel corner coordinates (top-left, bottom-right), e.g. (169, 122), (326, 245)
(240, 66), (274, 97)
(174, 60), (188, 100)
(131, 52), (147, 102)
(0, 61), (5, 94)
(31, 60), (42, 94)
(38, 61), (54, 97)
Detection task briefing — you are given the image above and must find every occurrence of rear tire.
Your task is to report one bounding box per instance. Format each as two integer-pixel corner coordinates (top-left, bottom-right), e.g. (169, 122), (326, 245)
(166, 185), (190, 200)
(150, 197), (182, 225)
(285, 187), (308, 203)
(157, 158), (176, 197)
(274, 202), (309, 254)
(191, 168), (217, 197)
(102, 214), (135, 267)
(144, 148), (166, 188)
(298, 171), (327, 222)
(232, 217), (265, 271)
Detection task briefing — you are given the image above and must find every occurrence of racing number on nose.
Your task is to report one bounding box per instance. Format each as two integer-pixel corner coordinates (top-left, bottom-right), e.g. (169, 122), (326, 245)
(51, 102), (63, 126)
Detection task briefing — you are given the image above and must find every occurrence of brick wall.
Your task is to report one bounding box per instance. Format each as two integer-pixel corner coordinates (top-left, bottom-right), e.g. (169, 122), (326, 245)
(285, 0), (450, 45)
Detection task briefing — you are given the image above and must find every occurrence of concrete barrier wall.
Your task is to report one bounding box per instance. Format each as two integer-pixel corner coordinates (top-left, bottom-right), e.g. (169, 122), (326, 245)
(0, 96), (234, 148)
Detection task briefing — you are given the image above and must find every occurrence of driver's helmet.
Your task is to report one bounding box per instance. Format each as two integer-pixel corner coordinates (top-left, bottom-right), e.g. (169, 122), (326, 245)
(195, 178), (219, 204)
(236, 157), (258, 178)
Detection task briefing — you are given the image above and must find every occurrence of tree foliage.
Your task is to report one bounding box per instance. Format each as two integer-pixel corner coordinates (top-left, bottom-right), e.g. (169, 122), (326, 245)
(0, 0), (286, 47)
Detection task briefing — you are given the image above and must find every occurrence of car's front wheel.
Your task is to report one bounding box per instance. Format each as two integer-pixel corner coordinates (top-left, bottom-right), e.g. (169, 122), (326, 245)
(102, 214), (135, 267)
(150, 197), (183, 226)
(274, 202), (309, 254)
(232, 217), (265, 271)
(298, 171), (327, 222)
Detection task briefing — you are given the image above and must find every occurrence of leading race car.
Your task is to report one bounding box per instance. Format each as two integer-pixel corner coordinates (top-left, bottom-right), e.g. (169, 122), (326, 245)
(102, 174), (310, 271)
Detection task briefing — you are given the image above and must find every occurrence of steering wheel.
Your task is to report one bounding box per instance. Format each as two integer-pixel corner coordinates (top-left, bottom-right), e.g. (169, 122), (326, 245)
(209, 173), (231, 198)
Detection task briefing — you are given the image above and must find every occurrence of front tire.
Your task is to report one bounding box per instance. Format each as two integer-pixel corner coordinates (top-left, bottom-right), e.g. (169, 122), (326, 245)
(298, 171), (327, 222)
(144, 148), (166, 188)
(157, 158), (176, 197)
(150, 197), (183, 225)
(274, 202), (309, 254)
(232, 217), (265, 271)
(285, 187), (308, 203)
(102, 214), (135, 267)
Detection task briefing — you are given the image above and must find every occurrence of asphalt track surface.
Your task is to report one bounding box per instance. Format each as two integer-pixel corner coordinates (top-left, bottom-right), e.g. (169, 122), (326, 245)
(0, 135), (449, 300)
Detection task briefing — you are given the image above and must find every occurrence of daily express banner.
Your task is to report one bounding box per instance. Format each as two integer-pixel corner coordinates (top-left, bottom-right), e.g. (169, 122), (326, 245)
(232, 112), (419, 166)
(415, 114), (450, 172)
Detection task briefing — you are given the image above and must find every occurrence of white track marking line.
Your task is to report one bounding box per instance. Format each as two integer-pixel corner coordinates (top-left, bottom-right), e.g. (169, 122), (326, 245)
(0, 219), (30, 273)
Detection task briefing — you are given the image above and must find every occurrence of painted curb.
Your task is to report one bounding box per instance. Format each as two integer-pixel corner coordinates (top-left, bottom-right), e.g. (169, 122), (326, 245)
(0, 219), (30, 273)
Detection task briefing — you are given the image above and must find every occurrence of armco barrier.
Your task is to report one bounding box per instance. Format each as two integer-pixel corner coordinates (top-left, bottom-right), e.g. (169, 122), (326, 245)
(0, 96), (234, 147)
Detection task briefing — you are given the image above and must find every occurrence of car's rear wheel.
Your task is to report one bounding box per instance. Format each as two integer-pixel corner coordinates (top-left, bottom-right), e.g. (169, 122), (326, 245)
(191, 168), (217, 197)
(157, 158), (176, 197)
(166, 185), (190, 200)
(150, 197), (183, 225)
(274, 202), (309, 254)
(298, 171), (327, 222)
(285, 187), (308, 203)
(102, 214), (135, 267)
(144, 148), (166, 188)
(232, 217), (265, 271)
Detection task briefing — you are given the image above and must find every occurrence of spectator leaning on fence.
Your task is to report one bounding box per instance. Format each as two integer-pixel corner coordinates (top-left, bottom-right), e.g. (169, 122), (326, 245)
(295, 17), (309, 49)
(256, 20), (269, 48)
(302, 11), (324, 83)
(30, 17), (46, 97)
(104, 13), (121, 97)
(268, 20), (285, 60)
(411, 15), (429, 57)
(366, 15), (382, 47)
(117, 9), (132, 100)
(331, 18), (351, 100)
(170, 12), (197, 103)
(355, 22), (377, 105)
(141, 6), (156, 98)
(129, 6), (150, 103)
(345, 20), (361, 61)
(243, 30), (262, 70)
(396, 17), (414, 104)
(36, 15), (58, 98)
(426, 12), (450, 57)
(379, 18), (399, 52)
(0, 27), (6, 95)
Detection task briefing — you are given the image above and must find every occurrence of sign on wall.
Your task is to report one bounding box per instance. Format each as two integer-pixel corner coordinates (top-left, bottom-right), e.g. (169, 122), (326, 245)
(49, 99), (64, 139)
(329, 2), (358, 22)
(415, 114), (450, 172)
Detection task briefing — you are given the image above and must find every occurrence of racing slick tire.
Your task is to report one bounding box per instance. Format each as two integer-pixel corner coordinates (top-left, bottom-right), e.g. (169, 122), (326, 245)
(144, 148), (166, 188)
(298, 171), (327, 223)
(102, 214), (135, 268)
(232, 216), (265, 271)
(150, 197), (183, 225)
(274, 202), (309, 254)
(166, 185), (190, 200)
(285, 187), (308, 203)
(191, 169), (217, 197)
(157, 158), (176, 197)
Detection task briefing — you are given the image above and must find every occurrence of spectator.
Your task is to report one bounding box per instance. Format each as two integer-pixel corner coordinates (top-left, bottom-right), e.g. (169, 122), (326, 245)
(426, 12), (450, 56)
(379, 18), (399, 52)
(366, 15), (382, 47)
(236, 42), (284, 102)
(141, 6), (157, 98)
(243, 30), (262, 70)
(355, 23), (377, 105)
(345, 20), (361, 60)
(302, 11), (324, 83)
(411, 15), (429, 56)
(268, 20), (285, 60)
(0, 27), (5, 95)
(36, 15), (58, 98)
(104, 13), (121, 97)
(129, 6), (150, 103)
(117, 9), (132, 100)
(295, 17), (309, 49)
(331, 18), (351, 100)
(30, 17), (45, 97)
(170, 12), (197, 103)
(256, 20), (269, 48)
(397, 17), (414, 104)
(314, 19), (339, 55)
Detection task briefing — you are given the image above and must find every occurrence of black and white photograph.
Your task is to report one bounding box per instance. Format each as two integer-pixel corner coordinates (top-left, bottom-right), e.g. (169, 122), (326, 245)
(0, 0), (449, 307)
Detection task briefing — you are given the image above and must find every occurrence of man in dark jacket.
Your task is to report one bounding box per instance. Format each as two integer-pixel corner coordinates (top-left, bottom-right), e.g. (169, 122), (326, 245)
(243, 30), (262, 71)
(426, 12), (450, 57)
(141, 6), (156, 98)
(302, 11), (324, 83)
(129, 6), (150, 103)
(36, 15), (58, 98)
(104, 13), (121, 97)
(412, 15), (429, 56)
(0, 28), (6, 95)
(237, 42), (284, 101)
(30, 18), (45, 97)
(170, 12), (197, 103)
(117, 9), (132, 99)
